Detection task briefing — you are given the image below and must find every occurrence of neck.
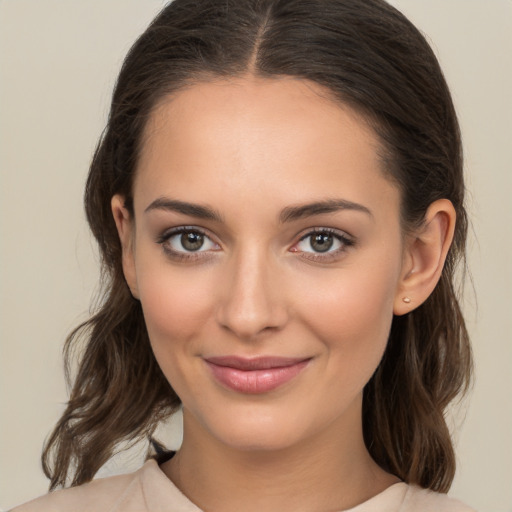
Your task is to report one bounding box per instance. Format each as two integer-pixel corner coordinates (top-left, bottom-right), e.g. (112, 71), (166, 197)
(162, 402), (399, 512)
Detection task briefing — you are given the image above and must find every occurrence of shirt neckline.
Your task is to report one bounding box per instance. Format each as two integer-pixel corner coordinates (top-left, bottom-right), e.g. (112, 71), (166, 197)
(139, 459), (410, 512)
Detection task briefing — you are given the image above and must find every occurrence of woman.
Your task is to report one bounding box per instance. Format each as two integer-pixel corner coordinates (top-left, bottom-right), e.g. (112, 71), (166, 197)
(14, 0), (474, 510)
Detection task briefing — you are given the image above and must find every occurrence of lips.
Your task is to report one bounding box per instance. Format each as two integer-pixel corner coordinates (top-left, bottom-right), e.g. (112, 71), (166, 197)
(204, 356), (311, 394)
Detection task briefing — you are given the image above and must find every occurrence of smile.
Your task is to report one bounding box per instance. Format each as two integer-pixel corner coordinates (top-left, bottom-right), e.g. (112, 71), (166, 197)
(204, 356), (312, 394)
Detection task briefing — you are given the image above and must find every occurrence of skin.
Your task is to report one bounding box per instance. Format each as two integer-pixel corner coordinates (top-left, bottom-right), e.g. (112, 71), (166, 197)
(112, 76), (455, 512)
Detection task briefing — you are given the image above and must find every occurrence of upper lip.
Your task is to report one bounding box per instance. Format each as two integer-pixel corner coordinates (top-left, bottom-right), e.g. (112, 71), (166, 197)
(204, 356), (311, 371)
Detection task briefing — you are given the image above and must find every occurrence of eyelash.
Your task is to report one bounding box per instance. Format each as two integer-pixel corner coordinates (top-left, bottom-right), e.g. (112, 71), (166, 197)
(156, 226), (355, 263)
(157, 226), (220, 262)
(292, 228), (355, 263)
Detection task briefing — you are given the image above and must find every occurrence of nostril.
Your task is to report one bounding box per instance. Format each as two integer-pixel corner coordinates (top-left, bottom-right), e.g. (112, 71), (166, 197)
(216, 295), (288, 340)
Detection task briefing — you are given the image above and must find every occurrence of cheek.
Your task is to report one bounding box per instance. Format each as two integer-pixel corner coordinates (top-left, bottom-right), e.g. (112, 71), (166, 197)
(301, 282), (393, 409)
(293, 258), (401, 373)
(135, 260), (219, 401)
(135, 257), (215, 346)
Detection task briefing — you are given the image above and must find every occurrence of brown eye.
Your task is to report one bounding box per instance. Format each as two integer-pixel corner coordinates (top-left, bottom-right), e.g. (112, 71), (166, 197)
(293, 228), (354, 260)
(181, 231), (204, 251)
(158, 227), (219, 257)
(309, 233), (334, 253)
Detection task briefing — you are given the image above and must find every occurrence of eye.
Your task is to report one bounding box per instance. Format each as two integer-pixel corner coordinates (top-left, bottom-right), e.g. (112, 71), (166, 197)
(298, 232), (339, 253)
(158, 227), (220, 258)
(291, 228), (354, 260)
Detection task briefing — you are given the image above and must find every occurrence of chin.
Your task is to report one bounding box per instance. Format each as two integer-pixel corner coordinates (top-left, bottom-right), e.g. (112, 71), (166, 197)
(187, 401), (314, 453)
(204, 410), (347, 456)
(217, 428), (306, 454)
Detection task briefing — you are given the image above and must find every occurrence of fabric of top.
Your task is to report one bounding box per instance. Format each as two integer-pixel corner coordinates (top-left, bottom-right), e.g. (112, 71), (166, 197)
(12, 459), (476, 512)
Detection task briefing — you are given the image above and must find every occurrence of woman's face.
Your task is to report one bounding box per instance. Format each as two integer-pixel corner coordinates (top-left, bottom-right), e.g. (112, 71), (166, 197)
(119, 77), (407, 451)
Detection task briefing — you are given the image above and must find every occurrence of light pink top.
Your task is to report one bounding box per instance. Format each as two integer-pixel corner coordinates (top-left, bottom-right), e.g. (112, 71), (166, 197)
(12, 460), (476, 512)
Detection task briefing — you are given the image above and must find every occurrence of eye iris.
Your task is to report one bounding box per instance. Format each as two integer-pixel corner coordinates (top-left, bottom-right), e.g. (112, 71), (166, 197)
(310, 233), (333, 252)
(181, 232), (204, 251)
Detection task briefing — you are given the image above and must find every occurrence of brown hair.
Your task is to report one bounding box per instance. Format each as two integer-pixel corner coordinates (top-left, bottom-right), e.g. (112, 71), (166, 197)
(42, 0), (472, 492)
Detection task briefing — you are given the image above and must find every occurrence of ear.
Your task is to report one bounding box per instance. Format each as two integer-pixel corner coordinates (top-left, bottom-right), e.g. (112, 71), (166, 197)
(111, 194), (139, 299)
(393, 199), (456, 315)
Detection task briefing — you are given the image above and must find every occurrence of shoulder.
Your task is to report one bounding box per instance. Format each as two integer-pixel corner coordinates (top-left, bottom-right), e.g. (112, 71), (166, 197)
(401, 485), (476, 512)
(11, 464), (147, 512)
(11, 459), (199, 512)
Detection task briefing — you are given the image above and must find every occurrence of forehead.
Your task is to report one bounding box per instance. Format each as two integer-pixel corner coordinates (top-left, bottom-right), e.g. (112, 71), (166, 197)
(134, 76), (399, 219)
(141, 76), (380, 164)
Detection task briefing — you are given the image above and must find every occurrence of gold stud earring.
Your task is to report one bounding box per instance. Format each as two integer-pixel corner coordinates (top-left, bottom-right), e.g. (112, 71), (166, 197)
(402, 297), (411, 304)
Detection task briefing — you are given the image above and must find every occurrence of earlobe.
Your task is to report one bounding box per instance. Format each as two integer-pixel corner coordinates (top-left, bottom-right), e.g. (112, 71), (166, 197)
(393, 199), (456, 315)
(111, 195), (139, 299)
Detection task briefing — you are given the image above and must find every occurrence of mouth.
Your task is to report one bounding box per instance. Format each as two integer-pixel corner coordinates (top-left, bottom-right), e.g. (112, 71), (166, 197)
(204, 356), (312, 394)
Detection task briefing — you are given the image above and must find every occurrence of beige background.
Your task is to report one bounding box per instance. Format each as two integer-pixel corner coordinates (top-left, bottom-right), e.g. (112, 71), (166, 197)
(1, 1), (511, 510)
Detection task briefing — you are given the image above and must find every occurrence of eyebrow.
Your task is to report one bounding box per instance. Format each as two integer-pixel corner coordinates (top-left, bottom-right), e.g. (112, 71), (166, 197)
(144, 197), (223, 222)
(144, 197), (372, 223)
(279, 199), (372, 223)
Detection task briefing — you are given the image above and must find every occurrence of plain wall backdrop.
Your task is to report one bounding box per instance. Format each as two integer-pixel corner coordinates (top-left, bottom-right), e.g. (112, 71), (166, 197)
(1, 1), (511, 510)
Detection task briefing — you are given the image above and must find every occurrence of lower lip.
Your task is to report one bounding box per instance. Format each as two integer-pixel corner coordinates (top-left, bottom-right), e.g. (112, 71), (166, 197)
(206, 360), (310, 394)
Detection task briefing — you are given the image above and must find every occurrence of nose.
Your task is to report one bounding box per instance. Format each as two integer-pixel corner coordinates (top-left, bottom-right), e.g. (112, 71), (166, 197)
(215, 248), (288, 340)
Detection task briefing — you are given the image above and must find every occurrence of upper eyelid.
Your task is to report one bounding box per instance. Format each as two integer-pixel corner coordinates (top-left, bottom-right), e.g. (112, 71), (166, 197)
(296, 226), (354, 241)
(158, 225), (216, 242)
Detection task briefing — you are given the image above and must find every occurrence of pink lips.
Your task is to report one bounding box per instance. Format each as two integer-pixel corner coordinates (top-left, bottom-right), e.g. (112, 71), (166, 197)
(204, 356), (311, 394)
